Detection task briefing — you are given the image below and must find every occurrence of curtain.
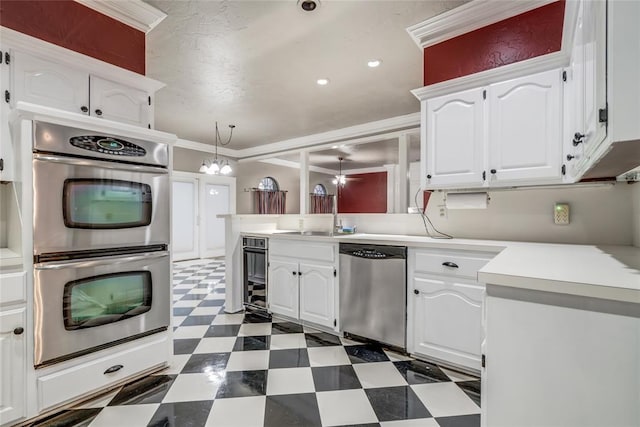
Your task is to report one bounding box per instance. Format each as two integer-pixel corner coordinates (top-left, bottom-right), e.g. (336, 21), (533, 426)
(310, 194), (334, 214)
(253, 190), (286, 214)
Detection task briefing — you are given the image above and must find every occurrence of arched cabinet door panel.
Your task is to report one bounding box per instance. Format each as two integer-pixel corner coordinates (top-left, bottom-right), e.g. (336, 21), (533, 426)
(268, 259), (299, 319)
(90, 76), (151, 128)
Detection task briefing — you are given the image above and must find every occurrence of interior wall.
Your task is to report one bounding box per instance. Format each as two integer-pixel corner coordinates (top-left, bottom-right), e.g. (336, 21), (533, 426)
(338, 172), (388, 213)
(0, 0), (145, 74)
(632, 183), (640, 248)
(423, 0), (565, 85)
(235, 161), (301, 214)
(337, 184), (634, 246)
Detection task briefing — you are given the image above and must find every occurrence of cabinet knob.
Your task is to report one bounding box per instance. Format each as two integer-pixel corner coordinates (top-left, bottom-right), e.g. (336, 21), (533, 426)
(292, 271), (297, 276)
(490, 169), (497, 174)
(95, 109), (103, 116)
(103, 364), (123, 374)
(413, 289), (420, 295)
(426, 174), (432, 179)
(298, 271), (302, 276)
(13, 327), (24, 335)
(80, 106), (88, 113)
(566, 154), (575, 161)
(572, 132), (585, 146)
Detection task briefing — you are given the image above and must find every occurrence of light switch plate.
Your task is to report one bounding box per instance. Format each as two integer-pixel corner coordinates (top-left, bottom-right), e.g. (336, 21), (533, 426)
(554, 203), (570, 225)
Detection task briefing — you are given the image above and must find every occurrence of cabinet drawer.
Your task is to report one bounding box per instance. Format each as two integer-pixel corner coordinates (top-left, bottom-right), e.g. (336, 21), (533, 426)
(0, 272), (26, 306)
(270, 239), (335, 263)
(38, 334), (169, 411)
(412, 249), (493, 279)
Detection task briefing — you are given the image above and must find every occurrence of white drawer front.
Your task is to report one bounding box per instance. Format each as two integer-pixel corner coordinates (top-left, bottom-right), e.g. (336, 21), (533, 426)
(0, 272), (26, 306)
(412, 249), (492, 279)
(38, 335), (169, 411)
(270, 239), (335, 263)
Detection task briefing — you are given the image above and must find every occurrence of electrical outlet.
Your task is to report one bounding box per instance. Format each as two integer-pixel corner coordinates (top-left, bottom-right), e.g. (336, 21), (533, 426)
(554, 203), (570, 225)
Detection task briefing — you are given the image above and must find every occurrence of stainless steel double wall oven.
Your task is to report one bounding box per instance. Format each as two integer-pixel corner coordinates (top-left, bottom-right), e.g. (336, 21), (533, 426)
(32, 121), (171, 367)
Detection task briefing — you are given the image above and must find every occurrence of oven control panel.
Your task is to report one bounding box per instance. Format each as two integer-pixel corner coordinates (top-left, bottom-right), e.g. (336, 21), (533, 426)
(69, 136), (147, 157)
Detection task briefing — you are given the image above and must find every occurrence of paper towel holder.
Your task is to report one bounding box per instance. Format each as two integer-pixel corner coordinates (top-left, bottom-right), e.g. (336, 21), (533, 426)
(444, 192), (490, 210)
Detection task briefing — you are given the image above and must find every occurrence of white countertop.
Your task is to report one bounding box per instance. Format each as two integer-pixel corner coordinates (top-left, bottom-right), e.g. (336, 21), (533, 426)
(0, 248), (23, 271)
(243, 230), (640, 303)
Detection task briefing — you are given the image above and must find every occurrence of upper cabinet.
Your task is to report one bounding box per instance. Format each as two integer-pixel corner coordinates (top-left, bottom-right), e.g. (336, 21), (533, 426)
(12, 52), (153, 129)
(0, 47), (13, 182)
(425, 88), (485, 188)
(422, 69), (564, 189)
(411, 0), (640, 189)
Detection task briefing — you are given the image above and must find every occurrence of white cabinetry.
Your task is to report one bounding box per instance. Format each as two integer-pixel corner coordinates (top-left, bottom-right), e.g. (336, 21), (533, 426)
(425, 88), (485, 188)
(12, 51), (153, 128)
(489, 70), (562, 184)
(268, 239), (337, 329)
(421, 69), (564, 189)
(407, 248), (493, 372)
(0, 271), (27, 426)
(0, 47), (13, 182)
(268, 258), (299, 319)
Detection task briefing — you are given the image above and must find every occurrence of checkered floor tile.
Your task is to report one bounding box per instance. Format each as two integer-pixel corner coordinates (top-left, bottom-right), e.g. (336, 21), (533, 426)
(31, 259), (481, 427)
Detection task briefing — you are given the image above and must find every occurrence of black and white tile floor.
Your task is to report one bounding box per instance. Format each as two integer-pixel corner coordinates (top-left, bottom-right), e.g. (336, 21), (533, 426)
(32, 259), (481, 427)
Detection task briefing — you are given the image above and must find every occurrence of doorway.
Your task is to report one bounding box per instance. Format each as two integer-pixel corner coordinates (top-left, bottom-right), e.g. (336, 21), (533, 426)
(172, 172), (236, 261)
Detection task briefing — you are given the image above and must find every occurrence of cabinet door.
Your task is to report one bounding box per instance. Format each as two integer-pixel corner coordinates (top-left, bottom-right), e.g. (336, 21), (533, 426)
(299, 262), (335, 328)
(90, 76), (151, 128)
(13, 52), (89, 114)
(268, 259), (299, 319)
(0, 307), (26, 425)
(0, 47), (13, 181)
(412, 275), (483, 370)
(425, 88), (485, 188)
(568, 0), (607, 177)
(488, 69), (563, 184)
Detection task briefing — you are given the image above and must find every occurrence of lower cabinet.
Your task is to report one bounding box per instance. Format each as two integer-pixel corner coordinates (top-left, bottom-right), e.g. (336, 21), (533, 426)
(267, 239), (337, 330)
(410, 275), (484, 371)
(0, 307), (26, 426)
(407, 247), (493, 372)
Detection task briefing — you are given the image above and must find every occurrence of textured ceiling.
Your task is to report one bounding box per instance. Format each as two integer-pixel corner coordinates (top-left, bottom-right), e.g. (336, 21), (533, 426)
(145, 0), (465, 150)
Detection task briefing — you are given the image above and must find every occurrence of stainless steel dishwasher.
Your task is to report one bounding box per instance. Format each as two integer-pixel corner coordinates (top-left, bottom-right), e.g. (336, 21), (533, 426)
(339, 243), (407, 349)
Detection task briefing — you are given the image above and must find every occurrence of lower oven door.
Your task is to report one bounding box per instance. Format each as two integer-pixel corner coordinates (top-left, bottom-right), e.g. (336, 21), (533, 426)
(34, 251), (170, 367)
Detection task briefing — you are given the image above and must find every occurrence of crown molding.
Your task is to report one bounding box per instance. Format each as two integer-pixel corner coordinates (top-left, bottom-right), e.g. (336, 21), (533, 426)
(411, 50), (569, 101)
(74, 0), (167, 34)
(406, 0), (556, 49)
(174, 138), (237, 157)
(234, 112), (421, 159)
(0, 26), (165, 92)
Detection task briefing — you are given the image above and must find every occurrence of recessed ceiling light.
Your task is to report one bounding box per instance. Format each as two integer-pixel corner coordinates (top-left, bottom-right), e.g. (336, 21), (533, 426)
(317, 78), (329, 86)
(367, 59), (382, 68)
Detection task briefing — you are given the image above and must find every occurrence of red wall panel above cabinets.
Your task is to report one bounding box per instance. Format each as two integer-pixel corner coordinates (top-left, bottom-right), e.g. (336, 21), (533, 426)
(0, 0), (145, 75)
(423, 1), (565, 85)
(337, 172), (387, 214)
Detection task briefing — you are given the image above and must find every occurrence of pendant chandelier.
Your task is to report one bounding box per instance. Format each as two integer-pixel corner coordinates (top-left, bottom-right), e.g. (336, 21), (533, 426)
(332, 156), (346, 186)
(199, 122), (235, 175)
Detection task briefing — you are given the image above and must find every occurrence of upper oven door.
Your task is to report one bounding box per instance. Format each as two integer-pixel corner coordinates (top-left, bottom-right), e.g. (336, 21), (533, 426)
(33, 153), (169, 256)
(34, 251), (170, 367)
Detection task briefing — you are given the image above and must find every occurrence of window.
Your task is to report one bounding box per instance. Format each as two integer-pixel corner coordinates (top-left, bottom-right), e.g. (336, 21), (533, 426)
(313, 184), (327, 196)
(258, 177), (279, 191)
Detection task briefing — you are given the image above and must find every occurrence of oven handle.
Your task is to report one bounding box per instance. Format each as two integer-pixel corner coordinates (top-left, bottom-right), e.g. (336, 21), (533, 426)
(33, 153), (169, 174)
(35, 251), (169, 270)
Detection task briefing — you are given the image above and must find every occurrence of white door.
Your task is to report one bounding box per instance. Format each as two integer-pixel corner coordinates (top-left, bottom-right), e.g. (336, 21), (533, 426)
(299, 262), (335, 328)
(268, 258), (299, 319)
(0, 307), (26, 426)
(412, 275), (483, 370)
(488, 69), (563, 184)
(200, 183), (230, 258)
(90, 76), (151, 128)
(425, 88), (486, 188)
(13, 51), (89, 115)
(172, 178), (199, 261)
